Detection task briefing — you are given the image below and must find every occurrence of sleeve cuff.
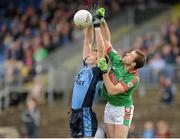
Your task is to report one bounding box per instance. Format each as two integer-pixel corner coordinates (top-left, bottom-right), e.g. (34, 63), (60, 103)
(119, 81), (128, 92)
(106, 47), (112, 54)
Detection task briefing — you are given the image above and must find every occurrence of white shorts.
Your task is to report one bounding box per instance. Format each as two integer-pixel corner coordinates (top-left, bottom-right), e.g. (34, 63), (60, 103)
(104, 103), (134, 127)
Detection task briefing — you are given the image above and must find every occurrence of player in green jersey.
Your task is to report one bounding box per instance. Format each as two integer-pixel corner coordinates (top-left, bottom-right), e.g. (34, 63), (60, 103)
(95, 7), (146, 138)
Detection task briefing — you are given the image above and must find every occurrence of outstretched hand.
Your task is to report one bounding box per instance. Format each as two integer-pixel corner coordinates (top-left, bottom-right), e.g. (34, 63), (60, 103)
(98, 58), (108, 74)
(96, 7), (105, 19)
(92, 7), (105, 28)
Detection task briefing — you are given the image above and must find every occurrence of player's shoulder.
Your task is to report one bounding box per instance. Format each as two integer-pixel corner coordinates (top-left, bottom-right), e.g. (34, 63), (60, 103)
(131, 73), (139, 85)
(127, 71), (139, 82)
(123, 73), (139, 89)
(92, 65), (101, 72)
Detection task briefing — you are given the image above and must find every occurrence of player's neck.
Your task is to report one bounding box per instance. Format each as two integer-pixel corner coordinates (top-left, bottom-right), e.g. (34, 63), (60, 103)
(88, 64), (97, 67)
(124, 64), (134, 72)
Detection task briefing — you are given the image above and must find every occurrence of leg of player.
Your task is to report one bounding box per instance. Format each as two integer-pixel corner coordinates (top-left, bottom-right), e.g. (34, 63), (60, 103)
(105, 123), (114, 138)
(114, 124), (129, 138)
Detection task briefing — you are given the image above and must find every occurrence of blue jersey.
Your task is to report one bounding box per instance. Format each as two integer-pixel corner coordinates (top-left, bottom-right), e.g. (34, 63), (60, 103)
(71, 62), (102, 109)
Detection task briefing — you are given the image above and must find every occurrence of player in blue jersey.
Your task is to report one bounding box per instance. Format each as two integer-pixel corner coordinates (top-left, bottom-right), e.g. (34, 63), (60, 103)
(69, 22), (104, 137)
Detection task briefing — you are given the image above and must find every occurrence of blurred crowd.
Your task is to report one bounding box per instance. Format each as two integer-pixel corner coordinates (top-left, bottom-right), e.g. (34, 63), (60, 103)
(95, 120), (172, 138)
(128, 120), (171, 138)
(132, 17), (180, 75)
(126, 16), (180, 138)
(0, 0), (122, 85)
(132, 18), (180, 105)
(136, 17), (180, 69)
(21, 96), (40, 138)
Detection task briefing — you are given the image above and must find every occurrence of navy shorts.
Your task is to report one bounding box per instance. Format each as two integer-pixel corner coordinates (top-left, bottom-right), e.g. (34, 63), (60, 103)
(69, 107), (97, 138)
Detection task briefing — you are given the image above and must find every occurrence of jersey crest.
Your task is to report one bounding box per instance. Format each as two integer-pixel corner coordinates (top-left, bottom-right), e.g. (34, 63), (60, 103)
(127, 82), (133, 88)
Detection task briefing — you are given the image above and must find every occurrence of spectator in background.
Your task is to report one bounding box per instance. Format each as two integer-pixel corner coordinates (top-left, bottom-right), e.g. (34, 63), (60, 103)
(22, 96), (40, 138)
(149, 53), (166, 72)
(169, 32), (179, 48)
(176, 55), (180, 65)
(161, 18), (172, 42)
(42, 31), (53, 52)
(5, 39), (24, 84)
(156, 120), (171, 138)
(32, 36), (48, 74)
(149, 53), (166, 81)
(161, 44), (176, 64)
(22, 47), (34, 81)
(33, 37), (48, 63)
(174, 55), (180, 82)
(143, 121), (155, 138)
(159, 73), (176, 105)
(31, 75), (45, 103)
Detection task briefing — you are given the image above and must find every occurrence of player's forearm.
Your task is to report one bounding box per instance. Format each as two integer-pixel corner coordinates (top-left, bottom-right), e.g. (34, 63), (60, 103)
(100, 20), (112, 49)
(84, 25), (93, 44)
(95, 27), (105, 58)
(83, 25), (93, 59)
(101, 20), (111, 42)
(102, 73), (118, 95)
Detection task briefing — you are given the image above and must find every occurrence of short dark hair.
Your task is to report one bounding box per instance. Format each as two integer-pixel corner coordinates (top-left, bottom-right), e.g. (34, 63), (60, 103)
(134, 49), (146, 69)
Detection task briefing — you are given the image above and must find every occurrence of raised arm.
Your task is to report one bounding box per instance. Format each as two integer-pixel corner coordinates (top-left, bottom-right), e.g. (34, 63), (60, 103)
(96, 12), (128, 95)
(98, 58), (138, 95)
(94, 27), (105, 58)
(102, 74), (127, 95)
(100, 20), (113, 50)
(83, 25), (93, 60)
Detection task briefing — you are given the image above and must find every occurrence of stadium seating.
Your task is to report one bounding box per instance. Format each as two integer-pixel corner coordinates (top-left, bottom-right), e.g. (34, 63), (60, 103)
(0, 0), (180, 138)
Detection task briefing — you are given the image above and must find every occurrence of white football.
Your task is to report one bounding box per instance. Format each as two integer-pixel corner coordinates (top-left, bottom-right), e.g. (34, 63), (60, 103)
(73, 10), (92, 29)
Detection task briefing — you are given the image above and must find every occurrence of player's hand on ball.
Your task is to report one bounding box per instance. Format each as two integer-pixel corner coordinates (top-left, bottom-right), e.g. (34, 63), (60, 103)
(98, 58), (108, 74)
(96, 7), (105, 19)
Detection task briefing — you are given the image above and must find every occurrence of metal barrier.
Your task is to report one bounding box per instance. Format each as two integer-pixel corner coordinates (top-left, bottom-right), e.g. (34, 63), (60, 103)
(139, 64), (180, 84)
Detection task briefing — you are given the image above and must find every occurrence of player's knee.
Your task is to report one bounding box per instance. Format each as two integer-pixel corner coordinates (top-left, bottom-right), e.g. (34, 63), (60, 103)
(115, 131), (128, 138)
(107, 131), (114, 138)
